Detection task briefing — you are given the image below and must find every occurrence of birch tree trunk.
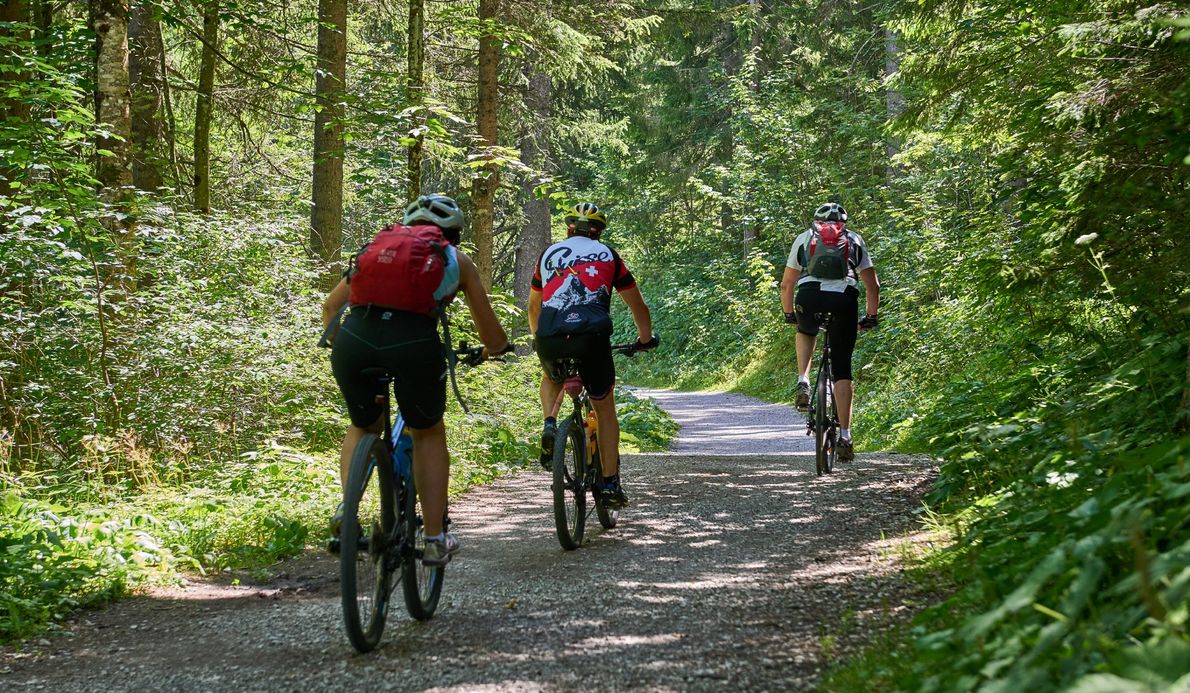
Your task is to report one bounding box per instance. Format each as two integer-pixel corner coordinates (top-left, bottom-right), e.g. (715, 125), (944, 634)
(514, 69), (552, 312)
(91, 0), (136, 283)
(311, 0), (346, 289)
(93, 0), (132, 193)
(406, 0), (424, 200)
(469, 0), (499, 290)
(192, 0), (217, 212)
(129, 0), (165, 192)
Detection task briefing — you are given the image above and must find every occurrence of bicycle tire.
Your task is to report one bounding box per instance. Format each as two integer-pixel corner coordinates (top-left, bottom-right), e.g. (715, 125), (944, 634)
(816, 362), (837, 475)
(340, 434), (395, 653)
(401, 471), (444, 620)
(590, 440), (619, 530)
(552, 415), (587, 550)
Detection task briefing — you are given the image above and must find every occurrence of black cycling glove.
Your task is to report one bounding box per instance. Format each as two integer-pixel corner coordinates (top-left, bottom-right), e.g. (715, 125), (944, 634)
(858, 314), (879, 330)
(784, 311), (798, 325)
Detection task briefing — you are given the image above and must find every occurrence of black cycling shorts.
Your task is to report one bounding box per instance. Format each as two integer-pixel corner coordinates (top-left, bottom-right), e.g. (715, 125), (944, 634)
(535, 332), (615, 400)
(795, 284), (859, 381)
(331, 307), (446, 430)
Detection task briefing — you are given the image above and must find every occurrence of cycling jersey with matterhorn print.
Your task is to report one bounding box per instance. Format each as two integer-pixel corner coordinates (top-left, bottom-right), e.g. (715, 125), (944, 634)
(531, 235), (636, 338)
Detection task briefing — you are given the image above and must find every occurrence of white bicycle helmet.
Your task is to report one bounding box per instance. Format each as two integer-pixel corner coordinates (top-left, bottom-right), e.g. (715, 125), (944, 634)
(404, 194), (464, 231)
(813, 202), (848, 222)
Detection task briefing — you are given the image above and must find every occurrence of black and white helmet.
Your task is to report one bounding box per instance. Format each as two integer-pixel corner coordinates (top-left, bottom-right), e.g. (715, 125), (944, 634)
(404, 194), (464, 231)
(813, 202), (848, 222)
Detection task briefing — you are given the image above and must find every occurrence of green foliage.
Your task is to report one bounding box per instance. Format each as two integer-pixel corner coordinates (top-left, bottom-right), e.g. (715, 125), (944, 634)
(585, 2), (1190, 690)
(616, 386), (678, 452)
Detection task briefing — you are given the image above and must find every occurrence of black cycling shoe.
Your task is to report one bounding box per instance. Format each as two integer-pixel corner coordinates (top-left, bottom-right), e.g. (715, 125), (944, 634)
(325, 503), (344, 555)
(598, 479), (629, 508)
(540, 419), (557, 470)
(837, 438), (855, 462)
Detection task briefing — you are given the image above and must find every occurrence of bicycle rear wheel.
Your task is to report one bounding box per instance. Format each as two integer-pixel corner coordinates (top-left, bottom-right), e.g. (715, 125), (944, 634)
(401, 472), (444, 620)
(815, 362), (836, 475)
(552, 416), (587, 550)
(340, 434), (395, 653)
(591, 448), (619, 529)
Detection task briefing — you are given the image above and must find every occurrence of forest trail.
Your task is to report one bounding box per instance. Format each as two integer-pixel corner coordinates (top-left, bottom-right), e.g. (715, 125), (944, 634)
(2, 391), (937, 692)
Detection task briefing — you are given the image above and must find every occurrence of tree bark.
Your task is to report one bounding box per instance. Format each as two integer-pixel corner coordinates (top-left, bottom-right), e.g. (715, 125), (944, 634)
(715, 1), (738, 241)
(33, 0), (50, 56)
(883, 27), (904, 165)
(192, 0), (217, 212)
(311, 0), (346, 289)
(91, 0), (136, 284)
(1, 0), (31, 199)
(469, 0), (499, 290)
(514, 69), (551, 312)
(406, 0), (424, 200)
(93, 0), (132, 192)
(1177, 339), (1190, 434)
(128, 0), (164, 192)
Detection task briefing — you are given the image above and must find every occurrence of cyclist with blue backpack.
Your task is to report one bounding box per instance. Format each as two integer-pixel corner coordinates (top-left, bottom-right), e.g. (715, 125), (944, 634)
(321, 194), (511, 565)
(780, 202), (880, 461)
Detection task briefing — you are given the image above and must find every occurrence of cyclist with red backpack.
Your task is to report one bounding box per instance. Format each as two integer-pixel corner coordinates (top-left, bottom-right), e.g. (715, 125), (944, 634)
(321, 194), (510, 565)
(780, 202), (880, 461)
(529, 202), (657, 508)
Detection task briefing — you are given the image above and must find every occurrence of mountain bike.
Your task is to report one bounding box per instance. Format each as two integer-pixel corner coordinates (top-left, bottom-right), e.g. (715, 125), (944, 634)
(549, 342), (650, 550)
(806, 313), (840, 476)
(332, 342), (487, 653)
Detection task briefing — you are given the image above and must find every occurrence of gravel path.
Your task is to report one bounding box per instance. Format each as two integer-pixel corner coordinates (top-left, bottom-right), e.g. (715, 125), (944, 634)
(2, 390), (937, 692)
(630, 388), (814, 455)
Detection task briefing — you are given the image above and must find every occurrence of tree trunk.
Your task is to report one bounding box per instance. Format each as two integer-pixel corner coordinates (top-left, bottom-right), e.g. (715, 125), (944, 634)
(33, 0), (50, 56)
(469, 0), (499, 290)
(192, 0), (217, 212)
(128, 0), (164, 192)
(883, 27), (904, 166)
(716, 2), (738, 241)
(514, 69), (551, 312)
(311, 0), (346, 289)
(91, 0), (136, 283)
(406, 0), (424, 200)
(1177, 339), (1190, 434)
(1, 0), (31, 199)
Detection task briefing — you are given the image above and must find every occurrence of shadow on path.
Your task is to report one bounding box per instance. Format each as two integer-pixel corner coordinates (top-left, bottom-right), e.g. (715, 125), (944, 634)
(2, 449), (937, 692)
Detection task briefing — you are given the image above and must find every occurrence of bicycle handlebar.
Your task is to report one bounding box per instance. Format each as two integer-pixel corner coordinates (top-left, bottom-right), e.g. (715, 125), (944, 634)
(456, 341), (514, 367)
(611, 335), (660, 356)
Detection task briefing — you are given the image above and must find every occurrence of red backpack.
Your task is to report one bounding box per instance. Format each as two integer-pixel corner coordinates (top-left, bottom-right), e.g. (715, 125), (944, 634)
(348, 224), (457, 317)
(805, 220), (851, 280)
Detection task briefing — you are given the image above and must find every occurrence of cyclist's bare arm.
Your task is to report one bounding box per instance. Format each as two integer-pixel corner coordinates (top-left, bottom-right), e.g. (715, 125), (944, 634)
(617, 285), (654, 343)
(780, 266), (801, 315)
(527, 288), (542, 336)
(456, 250), (511, 357)
(859, 267), (880, 317)
(322, 279), (349, 328)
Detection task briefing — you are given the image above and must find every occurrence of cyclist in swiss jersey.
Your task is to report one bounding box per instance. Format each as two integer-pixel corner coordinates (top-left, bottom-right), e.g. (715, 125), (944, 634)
(780, 202), (880, 461)
(528, 203), (657, 508)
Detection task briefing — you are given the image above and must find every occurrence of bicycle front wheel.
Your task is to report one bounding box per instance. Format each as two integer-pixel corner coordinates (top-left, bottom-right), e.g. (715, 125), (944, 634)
(552, 416), (587, 550)
(340, 434), (395, 653)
